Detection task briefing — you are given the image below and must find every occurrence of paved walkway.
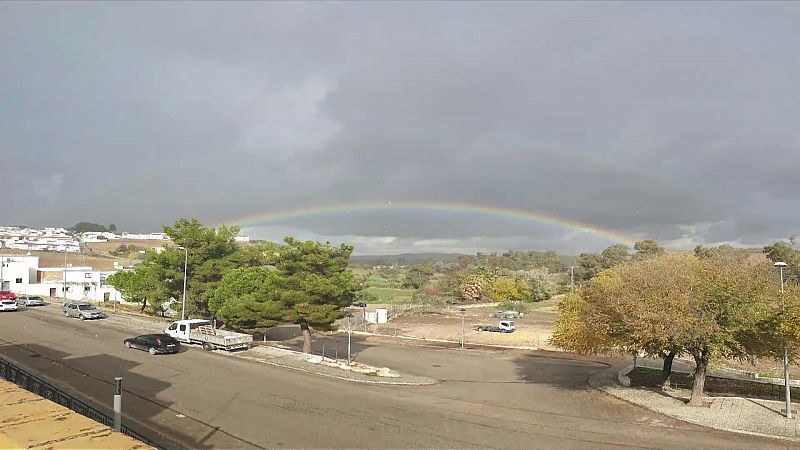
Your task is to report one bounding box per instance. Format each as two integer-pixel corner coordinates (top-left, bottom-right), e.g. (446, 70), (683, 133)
(228, 345), (437, 385)
(590, 359), (800, 441)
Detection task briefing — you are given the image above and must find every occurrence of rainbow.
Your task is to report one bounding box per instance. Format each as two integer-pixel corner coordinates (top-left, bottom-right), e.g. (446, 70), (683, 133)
(220, 200), (638, 245)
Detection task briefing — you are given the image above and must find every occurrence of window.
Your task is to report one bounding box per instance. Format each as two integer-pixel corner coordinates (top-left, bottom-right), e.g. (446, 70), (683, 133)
(179, 324), (187, 332)
(168, 323), (177, 331)
(84, 286), (91, 292)
(15, 278), (22, 284)
(85, 273), (92, 279)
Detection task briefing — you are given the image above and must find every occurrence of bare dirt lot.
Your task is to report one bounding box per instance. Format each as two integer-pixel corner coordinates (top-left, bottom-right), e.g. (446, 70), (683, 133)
(370, 298), (560, 349)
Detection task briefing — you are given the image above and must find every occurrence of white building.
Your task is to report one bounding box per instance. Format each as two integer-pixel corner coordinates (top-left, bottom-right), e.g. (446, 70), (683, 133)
(121, 232), (170, 240)
(0, 255), (123, 302)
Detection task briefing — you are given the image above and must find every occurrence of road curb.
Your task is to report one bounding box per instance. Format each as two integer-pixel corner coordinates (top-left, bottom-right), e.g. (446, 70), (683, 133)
(231, 354), (438, 386)
(342, 330), (541, 351)
(589, 363), (800, 444)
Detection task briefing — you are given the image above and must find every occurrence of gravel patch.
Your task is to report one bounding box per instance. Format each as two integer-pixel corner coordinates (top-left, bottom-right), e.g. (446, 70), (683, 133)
(590, 362), (800, 441)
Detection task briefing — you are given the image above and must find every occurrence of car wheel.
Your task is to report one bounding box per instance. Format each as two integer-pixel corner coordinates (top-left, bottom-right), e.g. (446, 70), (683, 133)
(79, 315), (85, 321)
(125, 341), (132, 349)
(64, 311), (69, 317)
(202, 343), (213, 351)
(149, 347), (157, 355)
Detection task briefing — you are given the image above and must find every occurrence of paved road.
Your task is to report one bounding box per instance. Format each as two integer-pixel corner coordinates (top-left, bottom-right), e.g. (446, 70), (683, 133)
(0, 305), (790, 449)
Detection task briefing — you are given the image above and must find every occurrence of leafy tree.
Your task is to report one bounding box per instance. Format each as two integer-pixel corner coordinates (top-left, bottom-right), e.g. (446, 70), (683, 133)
(552, 254), (777, 404)
(403, 264), (435, 289)
(107, 264), (170, 315)
(487, 277), (527, 302)
(211, 267), (281, 334)
(633, 240), (665, 259)
(574, 244), (630, 281)
(162, 218), (240, 316)
(272, 238), (360, 353)
(109, 224), (117, 232)
(70, 222), (110, 233)
(763, 240), (800, 283)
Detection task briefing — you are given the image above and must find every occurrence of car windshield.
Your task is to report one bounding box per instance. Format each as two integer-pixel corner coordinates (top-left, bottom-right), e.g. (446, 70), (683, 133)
(77, 305), (95, 311)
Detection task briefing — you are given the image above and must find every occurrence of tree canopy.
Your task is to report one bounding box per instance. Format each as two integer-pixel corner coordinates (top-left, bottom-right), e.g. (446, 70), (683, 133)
(552, 253), (780, 405)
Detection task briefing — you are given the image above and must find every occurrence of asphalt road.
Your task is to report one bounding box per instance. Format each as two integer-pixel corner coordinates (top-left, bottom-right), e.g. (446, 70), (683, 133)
(0, 305), (790, 449)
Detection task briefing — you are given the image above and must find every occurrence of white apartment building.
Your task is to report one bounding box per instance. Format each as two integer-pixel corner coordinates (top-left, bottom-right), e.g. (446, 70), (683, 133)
(0, 255), (123, 302)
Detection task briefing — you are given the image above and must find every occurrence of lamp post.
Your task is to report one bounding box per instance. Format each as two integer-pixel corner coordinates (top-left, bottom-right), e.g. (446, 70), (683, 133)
(774, 261), (792, 419)
(347, 314), (353, 365)
(176, 246), (188, 320)
(460, 308), (467, 349)
(570, 266), (575, 291)
(63, 250), (68, 300)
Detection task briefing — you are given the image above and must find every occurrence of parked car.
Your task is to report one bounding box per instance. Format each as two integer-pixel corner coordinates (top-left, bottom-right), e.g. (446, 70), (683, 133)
(18, 295), (45, 306)
(62, 302), (106, 320)
(0, 299), (18, 312)
(351, 302), (368, 308)
(124, 334), (181, 355)
(0, 290), (17, 301)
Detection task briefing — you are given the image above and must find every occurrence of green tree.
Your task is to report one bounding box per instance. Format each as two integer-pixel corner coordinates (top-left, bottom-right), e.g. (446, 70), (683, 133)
(109, 224), (117, 232)
(764, 240), (800, 283)
(70, 222), (109, 233)
(403, 264), (435, 289)
(107, 264), (170, 315)
(210, 267), (281, 334)
(272, 238), (360, 353)
(633, 240), (665, 259)
(163, 218), (240, 316)
(574, 244), (630, 281)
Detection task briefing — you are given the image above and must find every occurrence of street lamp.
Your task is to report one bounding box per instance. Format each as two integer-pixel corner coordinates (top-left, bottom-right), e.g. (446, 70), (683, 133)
(460, 308), (467, 349)
(176, 246), (188, 320)
(346, 314), (353, 365)
(774, 261), (792, 419)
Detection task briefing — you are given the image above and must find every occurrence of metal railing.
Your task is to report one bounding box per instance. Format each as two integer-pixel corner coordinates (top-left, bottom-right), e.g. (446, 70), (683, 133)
(0, 356), (158, 447)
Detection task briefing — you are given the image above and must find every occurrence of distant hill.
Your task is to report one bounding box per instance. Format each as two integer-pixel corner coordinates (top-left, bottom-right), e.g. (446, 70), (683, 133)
(350, 253), (466, 267)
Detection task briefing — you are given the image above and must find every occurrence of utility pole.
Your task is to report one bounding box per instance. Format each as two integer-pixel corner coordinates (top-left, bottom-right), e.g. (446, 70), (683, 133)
(460, 308), (466, 349)
(775, 261), (792, 419)
(570, 266), (575, 291)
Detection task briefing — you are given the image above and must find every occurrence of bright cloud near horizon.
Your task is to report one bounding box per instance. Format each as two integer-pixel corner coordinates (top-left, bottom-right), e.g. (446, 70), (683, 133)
(3, 2), (800, 255)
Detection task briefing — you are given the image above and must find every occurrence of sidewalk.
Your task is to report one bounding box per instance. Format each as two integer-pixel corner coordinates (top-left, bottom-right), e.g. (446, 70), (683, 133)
(228, 345), (437, 386)
(590, 360), (800, 441)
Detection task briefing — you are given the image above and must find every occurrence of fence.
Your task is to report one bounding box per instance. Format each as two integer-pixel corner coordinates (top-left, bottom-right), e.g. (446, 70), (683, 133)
(345, 302), (421, 332)
(0, 356), (159, 448)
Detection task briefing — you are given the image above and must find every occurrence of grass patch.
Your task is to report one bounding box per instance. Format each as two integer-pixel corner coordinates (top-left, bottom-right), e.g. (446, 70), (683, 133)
(365, 287), (414, 301)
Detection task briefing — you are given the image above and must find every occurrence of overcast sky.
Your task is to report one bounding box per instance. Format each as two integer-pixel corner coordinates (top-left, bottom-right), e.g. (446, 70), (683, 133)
(3, 2), (800, 254)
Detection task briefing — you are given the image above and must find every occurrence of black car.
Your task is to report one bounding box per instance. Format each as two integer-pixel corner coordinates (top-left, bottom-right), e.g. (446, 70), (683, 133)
(124, 334), (181, 355)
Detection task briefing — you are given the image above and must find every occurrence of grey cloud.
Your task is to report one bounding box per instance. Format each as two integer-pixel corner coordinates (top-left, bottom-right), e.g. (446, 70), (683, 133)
(3, 2), (800, 253)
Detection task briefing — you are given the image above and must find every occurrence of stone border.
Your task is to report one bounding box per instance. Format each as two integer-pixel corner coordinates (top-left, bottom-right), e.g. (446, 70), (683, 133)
(228, 353), (438, 386)
(589, 363), (800, 443)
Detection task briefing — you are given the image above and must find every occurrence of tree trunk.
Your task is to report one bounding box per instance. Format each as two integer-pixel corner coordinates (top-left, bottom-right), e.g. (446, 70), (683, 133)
(300, 322), (312, 354)
(140, 299), (147, 313)
(689, 350), (708, 406)
(661, 351), (676, 391)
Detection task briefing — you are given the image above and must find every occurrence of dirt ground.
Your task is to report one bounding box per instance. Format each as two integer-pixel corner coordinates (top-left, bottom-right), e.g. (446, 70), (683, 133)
(370, 298), (560, 349)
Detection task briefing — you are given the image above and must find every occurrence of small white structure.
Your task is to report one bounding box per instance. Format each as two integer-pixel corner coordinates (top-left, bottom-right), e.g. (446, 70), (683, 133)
(376, 308), (388, 324)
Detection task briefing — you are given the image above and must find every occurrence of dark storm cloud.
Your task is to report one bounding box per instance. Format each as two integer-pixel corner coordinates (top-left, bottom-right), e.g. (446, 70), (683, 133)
(3, 2), (800, 253)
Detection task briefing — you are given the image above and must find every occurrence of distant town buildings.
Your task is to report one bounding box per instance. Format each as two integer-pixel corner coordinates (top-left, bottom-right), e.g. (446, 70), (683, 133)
(0, 226), (248, 251)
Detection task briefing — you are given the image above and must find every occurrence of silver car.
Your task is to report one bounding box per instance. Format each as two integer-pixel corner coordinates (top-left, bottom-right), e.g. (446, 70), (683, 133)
(63, 302), (105, 320)
(18, 295), (46, 306)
